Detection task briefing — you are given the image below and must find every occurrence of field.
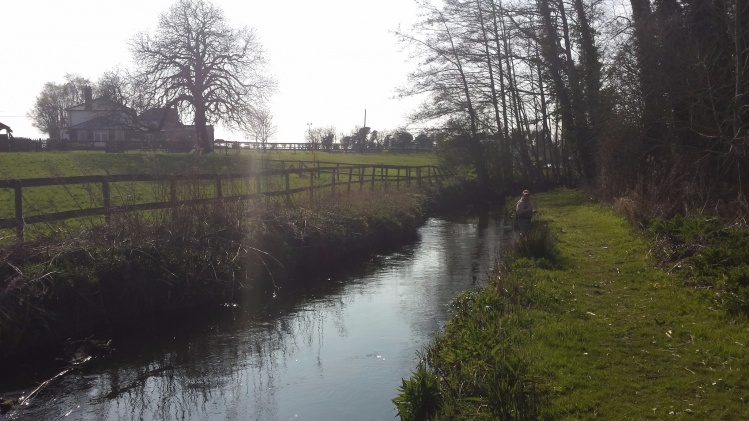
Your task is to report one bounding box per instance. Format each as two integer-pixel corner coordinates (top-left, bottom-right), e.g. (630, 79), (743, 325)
(0, 150), (438, 179)
(0, 150), (438, 239)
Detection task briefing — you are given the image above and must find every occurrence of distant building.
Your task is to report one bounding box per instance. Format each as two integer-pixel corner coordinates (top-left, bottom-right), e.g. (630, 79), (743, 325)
(65, 86), (213, 148)
(0, 121), (13, 152)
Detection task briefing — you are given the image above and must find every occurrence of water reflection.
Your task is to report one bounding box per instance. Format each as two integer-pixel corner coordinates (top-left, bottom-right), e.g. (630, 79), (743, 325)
(1, 212), (511, 421)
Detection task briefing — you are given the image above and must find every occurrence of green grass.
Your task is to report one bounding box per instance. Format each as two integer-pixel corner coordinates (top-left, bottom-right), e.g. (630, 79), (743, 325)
(399, 189), (749, 420)
(0, 150), (437, 180)
(528, 190), (749, 419)
(0, 151), (438, 239)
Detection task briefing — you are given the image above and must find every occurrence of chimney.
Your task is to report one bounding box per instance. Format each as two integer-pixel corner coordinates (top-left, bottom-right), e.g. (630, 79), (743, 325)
(84, 86), (93, 110)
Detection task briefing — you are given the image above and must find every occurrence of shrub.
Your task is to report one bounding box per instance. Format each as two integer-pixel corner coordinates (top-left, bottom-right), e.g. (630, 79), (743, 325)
(393, 360), (442, 421)
(647, 215), (749, 315)
(510, 219), (560, 267)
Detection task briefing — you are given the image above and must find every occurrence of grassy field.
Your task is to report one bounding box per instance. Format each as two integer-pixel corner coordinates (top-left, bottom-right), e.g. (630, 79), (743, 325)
(0, 150), (438, 179)
(0, 150), (438, 238)
(397, 189), (749, 420)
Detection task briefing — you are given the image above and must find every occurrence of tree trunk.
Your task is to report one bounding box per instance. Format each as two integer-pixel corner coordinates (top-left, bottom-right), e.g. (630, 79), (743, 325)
(193, 103), (212, 154)
(537, 0), (577, 181)
(735, 0), (749, 207)
(492, 0), (513, 184)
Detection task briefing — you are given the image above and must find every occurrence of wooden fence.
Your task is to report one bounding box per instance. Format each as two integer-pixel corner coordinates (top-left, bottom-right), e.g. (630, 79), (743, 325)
(215, 141), (435, 153)
(2, 138), (434, 154)
(0, 164), (442, 240)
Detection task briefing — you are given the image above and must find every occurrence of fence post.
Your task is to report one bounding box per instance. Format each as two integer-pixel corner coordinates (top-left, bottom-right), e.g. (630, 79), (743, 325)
(170, 178), (177, 203)
(14, 180), (23, 240)
(370, 165), (376, 190)
(396, 167), (401, 189)
(331, 168), (336, 194)
(101, 177), (111, 226)
(215, 175), (223, 199)
(347, 167), (353, 195)
(417, 167), (422, 187)
(285, 170), (291, 202)
(309, 168), (315, 204)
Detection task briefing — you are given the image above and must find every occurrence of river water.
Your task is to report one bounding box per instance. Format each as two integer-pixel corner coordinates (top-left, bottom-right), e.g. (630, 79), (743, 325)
(1, 212), (512, 421)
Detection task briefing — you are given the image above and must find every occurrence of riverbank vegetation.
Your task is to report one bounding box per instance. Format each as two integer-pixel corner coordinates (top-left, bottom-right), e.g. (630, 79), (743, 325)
(395, 189), (749, 419)
(0, 151), (438, 359)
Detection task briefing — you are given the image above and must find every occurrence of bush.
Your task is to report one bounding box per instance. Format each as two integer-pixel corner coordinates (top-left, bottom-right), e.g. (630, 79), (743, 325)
(647, 215), (749, 315)
(393, 361), (442, 421)
(511, 219), (560, 267)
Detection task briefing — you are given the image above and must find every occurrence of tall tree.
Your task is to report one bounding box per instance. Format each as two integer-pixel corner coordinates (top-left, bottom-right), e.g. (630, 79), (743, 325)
(396, 2), (489, 191)
(28, 74), (91, 138)
(130, 0), (275, 153)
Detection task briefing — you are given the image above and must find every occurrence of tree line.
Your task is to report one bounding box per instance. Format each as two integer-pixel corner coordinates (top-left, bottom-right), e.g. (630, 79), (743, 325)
(397, 0), (748, 218)
(303, 125), (434, 151)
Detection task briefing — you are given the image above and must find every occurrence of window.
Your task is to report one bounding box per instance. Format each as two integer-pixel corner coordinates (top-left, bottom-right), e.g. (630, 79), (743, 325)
(77, 130), (87, 141)
(93, 131), (109, 142)
(115, 130), (125, 141)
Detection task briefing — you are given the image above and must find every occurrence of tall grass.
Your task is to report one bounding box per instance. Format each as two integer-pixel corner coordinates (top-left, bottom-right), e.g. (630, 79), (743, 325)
(394, 214), (558, 420)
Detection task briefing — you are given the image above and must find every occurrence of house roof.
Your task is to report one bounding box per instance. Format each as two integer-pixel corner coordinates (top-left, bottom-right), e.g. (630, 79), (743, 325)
(138, 108), (181, 129)
(68, 115), (129, 130)
(66, 97), (127, 111)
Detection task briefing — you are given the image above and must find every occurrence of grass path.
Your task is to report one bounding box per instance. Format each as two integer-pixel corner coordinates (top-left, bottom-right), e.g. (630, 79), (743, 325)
(527, 189), (749, 419)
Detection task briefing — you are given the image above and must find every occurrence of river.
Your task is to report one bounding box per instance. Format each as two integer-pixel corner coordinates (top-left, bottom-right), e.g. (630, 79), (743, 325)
(1, 211), (513, 421)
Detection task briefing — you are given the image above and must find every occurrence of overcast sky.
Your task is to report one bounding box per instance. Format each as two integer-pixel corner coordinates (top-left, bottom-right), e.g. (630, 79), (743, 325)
(1, 0), (425, 142)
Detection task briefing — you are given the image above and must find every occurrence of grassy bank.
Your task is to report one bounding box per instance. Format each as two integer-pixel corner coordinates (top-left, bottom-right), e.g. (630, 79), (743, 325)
(0, 188), (430, 359)
(396, 189), (749, 419)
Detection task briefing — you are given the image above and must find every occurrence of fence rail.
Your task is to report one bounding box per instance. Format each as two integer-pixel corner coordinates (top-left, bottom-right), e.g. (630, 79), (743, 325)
(0, 164), (443, 240)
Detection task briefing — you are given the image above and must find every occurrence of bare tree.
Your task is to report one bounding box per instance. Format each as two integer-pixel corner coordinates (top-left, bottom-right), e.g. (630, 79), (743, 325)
(28, 74), (91, 138)
(306, 126), (337, 150)
(130, 0), (275, 153)
(396, 2), (489, 190)
(247, 108), (277, 145)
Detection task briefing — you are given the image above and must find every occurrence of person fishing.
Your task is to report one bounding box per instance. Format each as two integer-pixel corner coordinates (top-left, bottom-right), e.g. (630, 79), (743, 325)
(515, 189), (534, 233)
